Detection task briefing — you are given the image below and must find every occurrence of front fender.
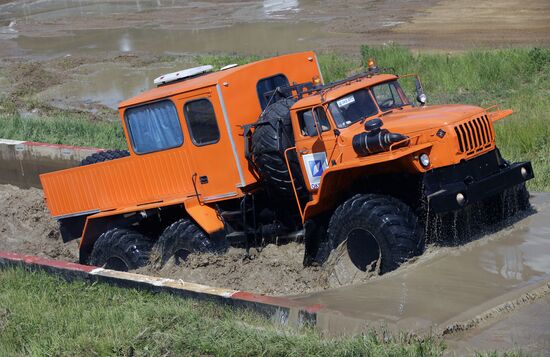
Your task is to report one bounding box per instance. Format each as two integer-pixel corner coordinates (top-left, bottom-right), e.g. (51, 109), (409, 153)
(302, 143), (433, 221)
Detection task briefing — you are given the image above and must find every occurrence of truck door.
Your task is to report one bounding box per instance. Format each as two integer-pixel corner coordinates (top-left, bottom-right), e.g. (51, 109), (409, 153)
(176, 87), (243, 202)
(294, 106), (338, 191)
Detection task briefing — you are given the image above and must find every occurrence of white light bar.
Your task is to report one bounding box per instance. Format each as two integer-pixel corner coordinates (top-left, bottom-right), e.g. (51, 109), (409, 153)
(220, 63), (238, 71)
(154, 65), (213, 86)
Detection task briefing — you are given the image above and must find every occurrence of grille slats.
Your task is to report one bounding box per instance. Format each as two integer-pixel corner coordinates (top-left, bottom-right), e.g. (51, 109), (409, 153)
(454, 116), (493, 155)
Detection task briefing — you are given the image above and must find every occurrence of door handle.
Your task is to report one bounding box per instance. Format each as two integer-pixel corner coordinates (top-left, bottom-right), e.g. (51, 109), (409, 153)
(299, 149), (309, 155)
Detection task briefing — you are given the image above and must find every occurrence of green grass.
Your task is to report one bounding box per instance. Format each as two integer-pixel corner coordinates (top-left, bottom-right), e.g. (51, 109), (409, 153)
(0, 267), (443, 356)
(0, 113), (127, 149)
(0, 46), (549, 189)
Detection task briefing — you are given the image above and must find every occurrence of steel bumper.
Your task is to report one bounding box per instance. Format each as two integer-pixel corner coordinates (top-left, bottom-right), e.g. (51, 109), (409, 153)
(424, 150), (534, 213)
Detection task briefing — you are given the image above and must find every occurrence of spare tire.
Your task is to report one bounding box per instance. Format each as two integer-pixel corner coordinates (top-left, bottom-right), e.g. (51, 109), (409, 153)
(250, 98), (306, 200)
(80, 149), (130, 166)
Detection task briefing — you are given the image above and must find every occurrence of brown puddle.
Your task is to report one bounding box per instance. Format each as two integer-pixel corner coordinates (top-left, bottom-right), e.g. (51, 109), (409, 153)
(290, 193), (550, 334)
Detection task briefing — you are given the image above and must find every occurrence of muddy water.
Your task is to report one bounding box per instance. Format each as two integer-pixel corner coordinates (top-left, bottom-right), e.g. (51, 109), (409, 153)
(291, 193), (550, 334)
(448, 294), (550, 354)
(36, 62), (183, 110)
(13, 23), (334, 58)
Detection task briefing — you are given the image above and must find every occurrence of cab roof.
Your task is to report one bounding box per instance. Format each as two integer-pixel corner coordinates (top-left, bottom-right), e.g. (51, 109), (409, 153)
(118, 52), (315, 109)
(292, 73), (398, 110)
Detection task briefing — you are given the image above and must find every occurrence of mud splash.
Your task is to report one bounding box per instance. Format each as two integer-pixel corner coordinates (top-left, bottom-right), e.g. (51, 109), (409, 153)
(291, 193), (550, 333)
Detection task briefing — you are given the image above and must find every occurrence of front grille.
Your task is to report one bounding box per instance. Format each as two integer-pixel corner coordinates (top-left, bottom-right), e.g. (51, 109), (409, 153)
(454, 115), (493, 155)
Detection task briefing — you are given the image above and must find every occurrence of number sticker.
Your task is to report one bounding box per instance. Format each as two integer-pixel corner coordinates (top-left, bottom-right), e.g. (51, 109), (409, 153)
(336, 95), (355, 108)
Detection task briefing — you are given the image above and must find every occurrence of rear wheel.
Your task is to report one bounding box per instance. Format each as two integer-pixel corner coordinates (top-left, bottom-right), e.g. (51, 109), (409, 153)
(151, 218), (215, 268)
(320, 194), (424, 286)
(89, 228), (152, 271)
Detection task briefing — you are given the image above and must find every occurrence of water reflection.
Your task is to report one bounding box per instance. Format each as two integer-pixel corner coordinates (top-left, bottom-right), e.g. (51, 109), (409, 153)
(263, 0), (300, 14)
(479, 226), (550, 282)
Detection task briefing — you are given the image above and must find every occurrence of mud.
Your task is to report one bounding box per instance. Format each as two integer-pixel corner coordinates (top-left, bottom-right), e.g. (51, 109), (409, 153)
(447, 291), (550, 355)
(290, 193), (550, 337)
(1, 0), (548, 59)
(1, 0), (548, 112)
(2, 185), (550, 352)
(138, 243), (328, 296)
(0, 184), (78, 262)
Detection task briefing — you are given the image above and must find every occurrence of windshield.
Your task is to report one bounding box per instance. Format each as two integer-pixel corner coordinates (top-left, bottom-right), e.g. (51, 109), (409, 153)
(328, 89), (378, 128)
(371, 81), (409, 111)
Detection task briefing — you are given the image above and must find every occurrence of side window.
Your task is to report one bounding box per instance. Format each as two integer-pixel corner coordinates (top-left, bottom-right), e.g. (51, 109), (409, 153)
(257, 74), (289, 110)
(314, 107), (331, 132)
(298, 110), (316, 136)
(298, 107), (330, 137)
(184, 99), (220, 146)
(125, 100), (184, 154)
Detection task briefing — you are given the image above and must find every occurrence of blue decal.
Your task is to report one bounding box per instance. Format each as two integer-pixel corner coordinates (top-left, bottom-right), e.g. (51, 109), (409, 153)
(309, 159), (325, 178)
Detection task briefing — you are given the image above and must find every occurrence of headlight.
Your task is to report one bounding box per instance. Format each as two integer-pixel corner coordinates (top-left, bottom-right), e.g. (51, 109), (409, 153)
(419, 153), (430, 168)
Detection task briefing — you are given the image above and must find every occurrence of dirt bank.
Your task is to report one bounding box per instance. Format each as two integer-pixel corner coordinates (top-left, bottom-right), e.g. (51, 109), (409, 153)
(0, 184), (78, 262)
(137, 244), (330, 296)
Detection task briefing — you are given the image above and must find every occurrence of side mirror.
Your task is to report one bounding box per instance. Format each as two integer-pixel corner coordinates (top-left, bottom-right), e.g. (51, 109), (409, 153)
(415, 76), (427, 106)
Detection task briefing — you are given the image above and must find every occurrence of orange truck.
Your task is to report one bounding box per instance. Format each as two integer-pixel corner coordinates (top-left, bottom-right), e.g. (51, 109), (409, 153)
(40, 51), (533, 274)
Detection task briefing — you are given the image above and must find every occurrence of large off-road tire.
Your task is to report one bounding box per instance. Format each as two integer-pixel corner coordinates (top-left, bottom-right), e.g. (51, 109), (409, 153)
(151, 218), (215, 268)
(89, 228), (152, 271)
(250, 98), (306, 199)
(319, 194), (424, 286)
(80, 149), (130, 166)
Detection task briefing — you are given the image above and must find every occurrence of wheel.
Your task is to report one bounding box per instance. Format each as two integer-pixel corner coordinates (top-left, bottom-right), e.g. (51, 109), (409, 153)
(318, 194), (424, 285)
(250, 98), (307, 200)
(151, 218), (215, 268)
(80, 149), (130, 166)
(89, 228), (152, 271)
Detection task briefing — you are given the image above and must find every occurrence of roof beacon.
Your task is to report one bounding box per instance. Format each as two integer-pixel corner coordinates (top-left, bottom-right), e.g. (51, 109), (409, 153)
(154, 65), (213, 86)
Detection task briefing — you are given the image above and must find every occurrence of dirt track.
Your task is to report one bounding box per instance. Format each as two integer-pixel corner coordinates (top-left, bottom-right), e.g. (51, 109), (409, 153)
(0, 184), (339, 295)
(0, 184), (77, 262)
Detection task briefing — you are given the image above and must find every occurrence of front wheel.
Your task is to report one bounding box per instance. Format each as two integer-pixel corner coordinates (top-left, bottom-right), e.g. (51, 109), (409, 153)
(319, 194), (425, 286)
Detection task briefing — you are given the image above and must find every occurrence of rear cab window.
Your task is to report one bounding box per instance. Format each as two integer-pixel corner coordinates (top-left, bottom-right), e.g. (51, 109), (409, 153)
(125, 100), (184, 154)
(257, 74), (289, 110)
(184, 98), (221, 146)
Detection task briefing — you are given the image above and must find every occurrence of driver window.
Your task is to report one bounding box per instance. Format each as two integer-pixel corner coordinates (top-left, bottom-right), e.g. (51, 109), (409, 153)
(298, 108), (331, 137)
(298, 110), (317, 136)
(314, 107), (331, 132)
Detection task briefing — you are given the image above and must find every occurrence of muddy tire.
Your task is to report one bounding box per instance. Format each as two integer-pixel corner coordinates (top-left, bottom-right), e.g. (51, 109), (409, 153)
(80, 149), (130, 166)
(250, 98), (306, 200)
(89, 228), (152, 271)
(319, 194), (424, 285)
(151, 218), (215, 268)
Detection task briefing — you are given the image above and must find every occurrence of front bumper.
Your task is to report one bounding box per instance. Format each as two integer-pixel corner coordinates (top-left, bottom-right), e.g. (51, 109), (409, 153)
(423, 149), (534, 213)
